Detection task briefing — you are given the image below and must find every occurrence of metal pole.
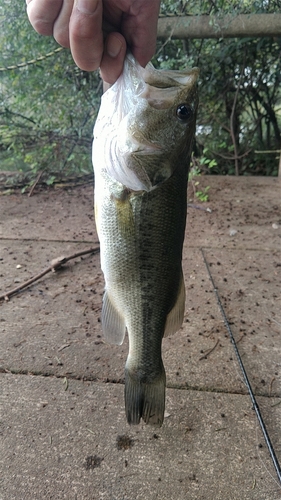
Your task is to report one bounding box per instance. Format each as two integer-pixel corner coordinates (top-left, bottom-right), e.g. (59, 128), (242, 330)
(201, 248), (281, 485)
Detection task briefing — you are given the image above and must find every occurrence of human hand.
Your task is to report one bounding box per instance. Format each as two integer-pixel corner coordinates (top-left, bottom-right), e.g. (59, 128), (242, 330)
(26, 0), (161, 83)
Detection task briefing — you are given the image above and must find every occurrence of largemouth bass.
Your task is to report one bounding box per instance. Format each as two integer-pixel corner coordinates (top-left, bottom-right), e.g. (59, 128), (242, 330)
(93, 54), (198, 426)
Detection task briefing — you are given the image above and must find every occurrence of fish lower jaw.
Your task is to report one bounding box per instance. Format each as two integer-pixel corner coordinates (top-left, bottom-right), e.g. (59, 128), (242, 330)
(118, 133), (163, 157)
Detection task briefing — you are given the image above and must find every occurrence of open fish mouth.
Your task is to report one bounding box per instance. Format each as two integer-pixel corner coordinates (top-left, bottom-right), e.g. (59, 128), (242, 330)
(93, 53), (198, 192)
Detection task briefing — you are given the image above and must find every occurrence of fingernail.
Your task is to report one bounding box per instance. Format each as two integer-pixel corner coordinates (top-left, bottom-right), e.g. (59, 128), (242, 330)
(75, 0), (99, 14)
(106, 36), (123, 58)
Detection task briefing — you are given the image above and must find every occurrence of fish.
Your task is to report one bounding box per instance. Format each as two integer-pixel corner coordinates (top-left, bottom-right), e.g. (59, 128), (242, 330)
(92, 54), (199, 426)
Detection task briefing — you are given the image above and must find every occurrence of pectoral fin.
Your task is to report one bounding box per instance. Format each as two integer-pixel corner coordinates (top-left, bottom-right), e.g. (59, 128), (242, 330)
(164, 271), (185, 337)
(102, 291), (126, 345)
(113, 193), (135, 237)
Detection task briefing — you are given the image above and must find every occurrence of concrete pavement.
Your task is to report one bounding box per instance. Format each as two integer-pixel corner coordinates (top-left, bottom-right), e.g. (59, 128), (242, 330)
(1, 176), (281, 499)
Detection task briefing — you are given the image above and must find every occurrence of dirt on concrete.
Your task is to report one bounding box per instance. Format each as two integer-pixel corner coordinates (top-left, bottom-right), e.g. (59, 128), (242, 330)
(0, 175), (281, 499)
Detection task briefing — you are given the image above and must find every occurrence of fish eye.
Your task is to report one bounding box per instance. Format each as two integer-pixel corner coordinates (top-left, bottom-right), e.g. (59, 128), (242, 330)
(176, 104), (193, 121)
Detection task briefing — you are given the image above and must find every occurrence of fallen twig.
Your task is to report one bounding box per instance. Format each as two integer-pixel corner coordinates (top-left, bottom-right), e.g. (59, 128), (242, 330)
(0, 246), (100, 302)
(28, 170), (45, 197)
(271, 400), (281, 408)
(269, 377), (276, 397)
(199, 339), (219, 361)
(187, 203), (212, 212)
(63, 377), (68, 391)
(201, 247), (281, 484)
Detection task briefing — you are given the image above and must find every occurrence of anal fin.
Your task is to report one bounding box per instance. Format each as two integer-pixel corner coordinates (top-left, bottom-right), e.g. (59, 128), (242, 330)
(102, 291), (126, 345)
(164, 270), (185, 337)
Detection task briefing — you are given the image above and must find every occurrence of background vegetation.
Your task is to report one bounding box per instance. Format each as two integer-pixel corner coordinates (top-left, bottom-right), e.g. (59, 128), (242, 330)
(0, 0), (280, 191)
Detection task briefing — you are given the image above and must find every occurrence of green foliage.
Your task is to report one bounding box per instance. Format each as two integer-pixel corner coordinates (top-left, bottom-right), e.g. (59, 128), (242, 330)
(195, 185), (210, 202)
(0, 0), (280, 189)
(155, 0), (281, 176)
(189, 149), (215, 201)
(0, 0), (102, 187)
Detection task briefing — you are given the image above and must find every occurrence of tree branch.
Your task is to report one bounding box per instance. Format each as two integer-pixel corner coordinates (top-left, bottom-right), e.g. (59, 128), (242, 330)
(157, 14), (281, 39)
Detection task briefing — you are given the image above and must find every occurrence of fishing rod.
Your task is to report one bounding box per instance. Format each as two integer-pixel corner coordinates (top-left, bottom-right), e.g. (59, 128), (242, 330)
(201, 248), (281, 485)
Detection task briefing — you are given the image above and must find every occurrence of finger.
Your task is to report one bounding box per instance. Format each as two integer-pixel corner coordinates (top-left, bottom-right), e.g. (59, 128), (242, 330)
(53, 0), (74, 48)
(100, 32), (126, 84)
(26, 0), (63, 36)
(123, 0), (160, 67)
(131, 31), (157, 69)
(69, 0), (104, 71)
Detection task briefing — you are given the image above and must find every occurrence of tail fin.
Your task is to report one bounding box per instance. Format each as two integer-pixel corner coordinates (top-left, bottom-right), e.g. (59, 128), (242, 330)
(124, 367), (166, 426)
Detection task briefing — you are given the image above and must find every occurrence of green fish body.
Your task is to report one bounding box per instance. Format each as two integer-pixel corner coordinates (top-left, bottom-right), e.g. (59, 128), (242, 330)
(93, 55), (198, 426)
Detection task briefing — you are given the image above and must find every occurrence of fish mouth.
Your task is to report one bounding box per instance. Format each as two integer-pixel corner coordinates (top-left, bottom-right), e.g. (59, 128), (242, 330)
(140, 63), (199, 88)
(126, 131), (163, 156)
(138, 66), (200, 110)
(133, 142), (163, 155)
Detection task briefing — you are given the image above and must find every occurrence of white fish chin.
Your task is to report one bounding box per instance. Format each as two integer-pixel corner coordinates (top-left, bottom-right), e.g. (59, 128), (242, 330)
(108, 142), (158, 192)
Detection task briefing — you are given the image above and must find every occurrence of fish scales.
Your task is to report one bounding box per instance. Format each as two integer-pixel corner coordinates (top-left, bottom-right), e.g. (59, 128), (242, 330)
(93, 54), (199, 426)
